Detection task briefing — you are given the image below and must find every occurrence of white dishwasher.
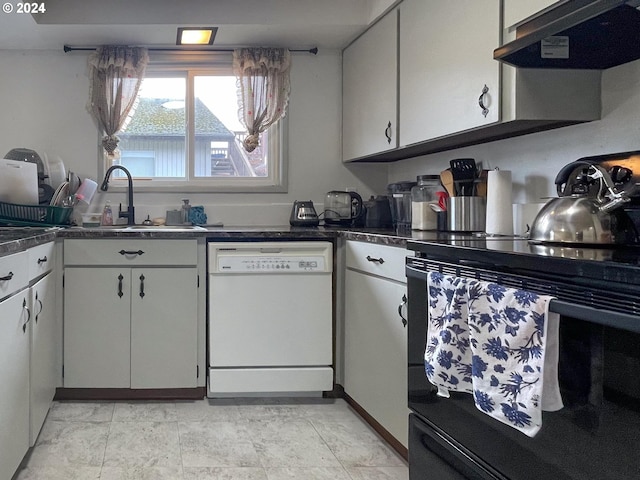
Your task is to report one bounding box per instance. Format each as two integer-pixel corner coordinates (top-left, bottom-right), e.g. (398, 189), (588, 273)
(207, 241), (333, 396)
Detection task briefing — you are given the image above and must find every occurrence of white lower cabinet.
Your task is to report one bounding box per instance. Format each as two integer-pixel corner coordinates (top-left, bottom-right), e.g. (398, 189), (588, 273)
(63, 239), (199, 390)
(0, 290), (30, 480)
(29, 272), (58, 445)
(0, 242), (59, 480)
(344, 241), (409, 448)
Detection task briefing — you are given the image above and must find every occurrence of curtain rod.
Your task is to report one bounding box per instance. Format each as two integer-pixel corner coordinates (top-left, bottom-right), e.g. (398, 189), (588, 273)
(63, 45), (318, 54)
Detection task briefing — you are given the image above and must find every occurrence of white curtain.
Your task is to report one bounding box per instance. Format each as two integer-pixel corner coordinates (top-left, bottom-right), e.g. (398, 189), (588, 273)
(233, 48), (291, 152)
(87, 45), (149, 159)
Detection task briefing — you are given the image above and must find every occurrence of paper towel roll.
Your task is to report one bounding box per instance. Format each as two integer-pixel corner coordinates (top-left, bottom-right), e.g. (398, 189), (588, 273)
(485, 170), (513, 235)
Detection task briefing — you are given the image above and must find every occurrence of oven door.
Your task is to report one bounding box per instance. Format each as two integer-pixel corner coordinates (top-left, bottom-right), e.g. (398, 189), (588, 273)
(407, 262), (640, 480)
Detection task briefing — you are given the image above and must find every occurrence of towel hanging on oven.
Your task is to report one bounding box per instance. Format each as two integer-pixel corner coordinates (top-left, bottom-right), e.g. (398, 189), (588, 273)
(425, 271), (563, 437)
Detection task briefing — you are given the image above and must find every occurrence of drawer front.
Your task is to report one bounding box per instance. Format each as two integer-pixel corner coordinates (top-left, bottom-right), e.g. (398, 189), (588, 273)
(28, 241), (55, 280)
(345, 240), (409, 282)
(0, 251), (28, 297)
(64, 239), (198, 266)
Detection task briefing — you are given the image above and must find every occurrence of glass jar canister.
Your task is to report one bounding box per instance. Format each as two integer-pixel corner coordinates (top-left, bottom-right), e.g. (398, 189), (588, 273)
(411, 175), (441, 230)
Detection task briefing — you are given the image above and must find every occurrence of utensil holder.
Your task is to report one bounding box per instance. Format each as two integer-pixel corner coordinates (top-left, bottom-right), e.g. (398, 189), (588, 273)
(445, 197), (486, 232)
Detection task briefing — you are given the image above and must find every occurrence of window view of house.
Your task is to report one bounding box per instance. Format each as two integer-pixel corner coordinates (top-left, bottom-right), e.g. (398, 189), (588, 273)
(117, 75), (269, 181)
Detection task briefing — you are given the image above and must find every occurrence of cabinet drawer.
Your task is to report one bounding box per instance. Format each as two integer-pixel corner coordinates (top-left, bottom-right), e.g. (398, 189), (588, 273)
(345, 240), (408, 282)
(64, 239), (198, 266)
(0, 251), (28, 298)
(28, 241), (55, 280)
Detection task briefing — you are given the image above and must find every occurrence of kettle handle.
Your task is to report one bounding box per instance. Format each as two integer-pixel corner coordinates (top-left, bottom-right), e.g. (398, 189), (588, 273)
(555, 160), (596, 195)
(349, 191), (365, 220)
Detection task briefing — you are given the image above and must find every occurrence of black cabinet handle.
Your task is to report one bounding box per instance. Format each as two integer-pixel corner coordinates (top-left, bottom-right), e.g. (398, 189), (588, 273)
(0, 271), (14, 281)
(35, 291), (43, 323)
(384, 121), (392, 144)
(478, 84), (489, 117)
(119, 250), (145, 256)
(117, 274), (124, 298)
(366, 255), (385, 264)
(37, 256), (48, 264)
(398, 294), (408, 328)
(139, 274), (145, 298)
(22, 297), (31, 333)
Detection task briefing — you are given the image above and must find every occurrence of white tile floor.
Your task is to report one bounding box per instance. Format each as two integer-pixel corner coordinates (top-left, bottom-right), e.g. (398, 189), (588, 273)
(14, 398), (409, 480)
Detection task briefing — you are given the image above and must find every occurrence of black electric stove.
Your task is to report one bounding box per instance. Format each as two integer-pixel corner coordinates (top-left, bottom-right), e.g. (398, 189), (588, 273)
(405, 235), (640, 479)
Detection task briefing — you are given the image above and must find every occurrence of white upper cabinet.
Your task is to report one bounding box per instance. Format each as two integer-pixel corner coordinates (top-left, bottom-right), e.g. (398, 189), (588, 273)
(400, 0), (501, 146)
(343, 9), (398, 161)
(341, 0), (601, 162)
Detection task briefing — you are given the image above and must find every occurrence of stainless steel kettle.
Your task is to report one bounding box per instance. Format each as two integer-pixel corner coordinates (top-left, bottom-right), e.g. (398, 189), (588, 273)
(529, 163), (631, 244)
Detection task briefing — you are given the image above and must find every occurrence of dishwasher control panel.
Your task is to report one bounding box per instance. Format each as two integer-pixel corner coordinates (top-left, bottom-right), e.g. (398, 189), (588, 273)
(217, 255), (326, 272)
(208, 241), (333, 274)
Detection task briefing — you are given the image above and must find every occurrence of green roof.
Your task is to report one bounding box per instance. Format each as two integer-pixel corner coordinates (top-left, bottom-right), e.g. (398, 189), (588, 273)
(121, 97), (234, 138)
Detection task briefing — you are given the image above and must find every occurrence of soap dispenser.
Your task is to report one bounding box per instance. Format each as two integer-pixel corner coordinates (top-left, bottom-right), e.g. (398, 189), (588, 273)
(101, 201), (113, 226)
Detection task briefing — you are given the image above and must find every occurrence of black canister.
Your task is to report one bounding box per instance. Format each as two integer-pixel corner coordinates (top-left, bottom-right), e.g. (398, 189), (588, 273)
(364, 195), (393, 228)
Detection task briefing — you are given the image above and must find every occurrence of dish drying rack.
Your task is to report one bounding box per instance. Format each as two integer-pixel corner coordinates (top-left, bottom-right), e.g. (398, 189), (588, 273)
(0, 201), (73, 227)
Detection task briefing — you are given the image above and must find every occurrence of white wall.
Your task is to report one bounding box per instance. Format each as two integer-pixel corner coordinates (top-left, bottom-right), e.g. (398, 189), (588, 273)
(388, 59), (640, 204)
(0, 49), (388, 226)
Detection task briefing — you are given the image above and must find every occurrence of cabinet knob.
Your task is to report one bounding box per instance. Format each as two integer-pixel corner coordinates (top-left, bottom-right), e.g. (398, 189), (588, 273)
(366, 255), (385, 264)
(478, 84), (489, 118)
(384, 121), (392, 144)
(22, 297), (31, 333)
(119, 249), (145, 256)
(35, 291), (43, 323)
(398, 294), (407, 328)
(0, 271), (14, 281)
(37, 256), (48, 265)
(139, 274), (146, 298)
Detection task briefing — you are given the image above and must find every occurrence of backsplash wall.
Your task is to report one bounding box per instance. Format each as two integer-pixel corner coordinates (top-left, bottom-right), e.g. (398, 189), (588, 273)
(388, 59), (640, 203)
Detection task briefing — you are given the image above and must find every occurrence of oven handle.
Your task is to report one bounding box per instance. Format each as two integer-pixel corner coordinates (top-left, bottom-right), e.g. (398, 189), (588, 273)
(405, 262), (640, 334)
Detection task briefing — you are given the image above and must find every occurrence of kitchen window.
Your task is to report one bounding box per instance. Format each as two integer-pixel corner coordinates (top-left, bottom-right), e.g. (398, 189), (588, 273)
(104, 53), (287, 192)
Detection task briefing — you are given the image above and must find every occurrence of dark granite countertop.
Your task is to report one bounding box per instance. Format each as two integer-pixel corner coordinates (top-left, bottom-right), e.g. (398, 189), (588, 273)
(4, 225), (640, 288)
(55, 225), (413, 246)
(0, 227), (58, 257)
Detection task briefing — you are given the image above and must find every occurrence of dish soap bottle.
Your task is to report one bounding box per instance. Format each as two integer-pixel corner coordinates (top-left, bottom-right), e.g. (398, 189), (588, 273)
(101, 201), (113, 226)
(181, 198), (191, 224)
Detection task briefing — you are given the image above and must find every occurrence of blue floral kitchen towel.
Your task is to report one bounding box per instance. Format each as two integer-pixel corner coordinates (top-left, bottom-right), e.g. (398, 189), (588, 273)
(425, 272), (563, 437)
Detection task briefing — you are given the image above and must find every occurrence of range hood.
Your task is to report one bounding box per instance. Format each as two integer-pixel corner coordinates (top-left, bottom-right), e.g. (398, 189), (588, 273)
(494, 0), (640, 69)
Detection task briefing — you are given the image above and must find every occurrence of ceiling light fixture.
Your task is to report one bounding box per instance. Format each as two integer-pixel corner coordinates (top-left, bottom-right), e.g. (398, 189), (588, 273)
(176, 27), (217, 46)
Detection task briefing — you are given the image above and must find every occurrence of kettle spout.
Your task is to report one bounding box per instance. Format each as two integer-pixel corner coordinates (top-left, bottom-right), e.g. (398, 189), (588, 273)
(599, 194), (631, 213)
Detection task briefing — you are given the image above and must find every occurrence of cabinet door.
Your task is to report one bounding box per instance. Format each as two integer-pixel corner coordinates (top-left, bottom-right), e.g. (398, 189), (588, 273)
(399, 0), (500, 145)
(343, 9), (398, 161)
(0, 292), (30, 480)
(131, 268), (198, 388)
(64, 268), (131, 388)
(344, 269), (408, 447)
(30, 273), (58, 446)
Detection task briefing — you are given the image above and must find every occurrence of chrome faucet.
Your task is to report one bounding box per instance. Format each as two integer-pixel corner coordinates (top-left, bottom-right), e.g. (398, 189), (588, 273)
(100, 165), (135, 225)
